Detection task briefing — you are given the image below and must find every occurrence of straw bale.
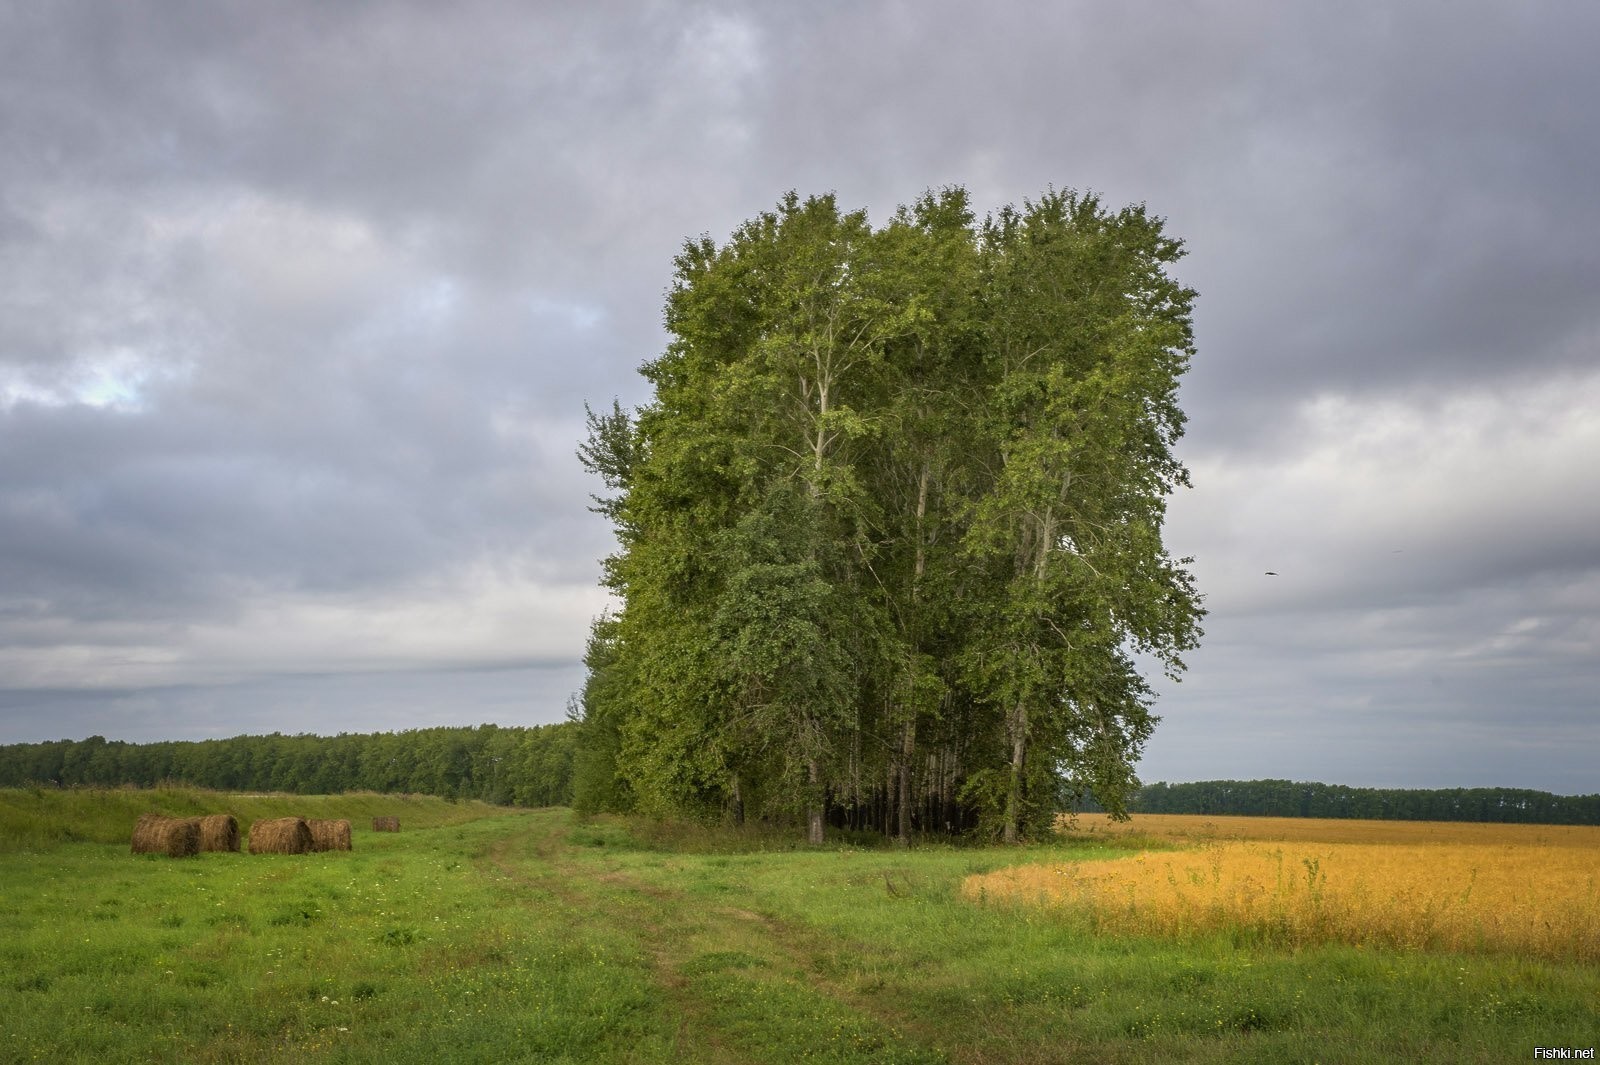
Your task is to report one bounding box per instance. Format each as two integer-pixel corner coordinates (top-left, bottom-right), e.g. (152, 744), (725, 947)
(307, 818), (353, 852)
(248, 817), (313, 854)
(372, 816), (400, 832)
(131, 813), (201, 858)
(197, 814), (240, 852)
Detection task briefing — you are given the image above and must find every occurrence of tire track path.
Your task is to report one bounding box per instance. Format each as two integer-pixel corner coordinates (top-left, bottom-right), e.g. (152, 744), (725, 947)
(477, 816), (948, 1064)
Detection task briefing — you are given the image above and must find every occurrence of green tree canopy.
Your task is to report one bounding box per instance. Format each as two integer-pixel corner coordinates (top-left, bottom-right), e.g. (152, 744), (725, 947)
(577, 185), (1204, 842)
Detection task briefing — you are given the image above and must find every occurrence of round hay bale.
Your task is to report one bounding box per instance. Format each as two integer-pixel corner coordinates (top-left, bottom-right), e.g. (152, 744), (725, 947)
(131, 813), (201, 858)
(307, 818), (353, 852)
(248, 817), (313, 855)
(131, 812), (165, 852)
(372, 816), (400, 832)
(197, 814), (240, 852)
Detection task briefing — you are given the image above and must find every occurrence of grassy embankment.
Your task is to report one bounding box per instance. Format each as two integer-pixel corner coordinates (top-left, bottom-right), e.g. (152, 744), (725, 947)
(0, 785), (501, 852)
(3, 790), (1597, 1064)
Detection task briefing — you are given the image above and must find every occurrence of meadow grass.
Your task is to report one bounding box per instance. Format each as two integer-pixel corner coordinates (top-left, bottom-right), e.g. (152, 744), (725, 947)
(2, 798), (668, 1064)
(3, 793), (1597, 1063)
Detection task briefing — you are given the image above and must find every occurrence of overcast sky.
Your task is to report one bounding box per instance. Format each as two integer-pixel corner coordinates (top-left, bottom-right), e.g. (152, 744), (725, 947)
(2, 1), (1595, 794)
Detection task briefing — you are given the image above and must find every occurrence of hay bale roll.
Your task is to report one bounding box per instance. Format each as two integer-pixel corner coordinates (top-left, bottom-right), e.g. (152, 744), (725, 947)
(131, 814), (201, 858)
(197, 813), (240, 852)
(307, 818), (353, 852)
(248, 817), (313, 855)
(372, 816), (400, 832)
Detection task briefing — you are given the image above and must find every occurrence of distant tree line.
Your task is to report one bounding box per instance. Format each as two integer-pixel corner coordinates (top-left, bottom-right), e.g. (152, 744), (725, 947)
(1073, 779), (1600, 826)
(0, 724), (575, 807)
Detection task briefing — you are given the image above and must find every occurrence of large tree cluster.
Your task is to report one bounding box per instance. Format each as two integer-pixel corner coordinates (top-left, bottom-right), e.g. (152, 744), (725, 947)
(576, 186), (1204, 843)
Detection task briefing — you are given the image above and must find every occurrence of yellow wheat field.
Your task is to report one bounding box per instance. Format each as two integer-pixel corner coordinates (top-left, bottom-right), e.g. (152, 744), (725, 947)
(965, 815), (1600, 961)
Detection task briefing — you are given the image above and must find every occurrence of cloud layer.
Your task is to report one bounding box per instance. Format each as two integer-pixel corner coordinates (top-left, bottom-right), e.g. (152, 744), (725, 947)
(2, 2), (1595, 792)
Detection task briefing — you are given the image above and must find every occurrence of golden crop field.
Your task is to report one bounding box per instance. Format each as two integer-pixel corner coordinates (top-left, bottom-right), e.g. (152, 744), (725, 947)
(965, 814), (1600, 961)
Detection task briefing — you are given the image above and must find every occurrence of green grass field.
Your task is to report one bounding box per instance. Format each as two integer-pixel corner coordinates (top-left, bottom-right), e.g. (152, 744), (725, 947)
(2, 790), (1594, 1063)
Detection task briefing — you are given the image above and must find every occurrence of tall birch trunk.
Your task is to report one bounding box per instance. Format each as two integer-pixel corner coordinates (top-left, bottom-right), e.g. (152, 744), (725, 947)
(1004, 699), (1027, 844)
(807, 757), (825, 845)
(897, 719), (915, 844)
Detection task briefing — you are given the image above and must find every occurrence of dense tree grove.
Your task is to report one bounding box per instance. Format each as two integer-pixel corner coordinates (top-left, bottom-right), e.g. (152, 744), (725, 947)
(0, 724), (575, 806)
(575, 186), (1205, 842)
(1101, 779), (1600, 825)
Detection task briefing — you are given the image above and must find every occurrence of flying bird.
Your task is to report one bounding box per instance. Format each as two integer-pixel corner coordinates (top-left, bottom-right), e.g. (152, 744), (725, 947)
(1264, 571), (1278, 576)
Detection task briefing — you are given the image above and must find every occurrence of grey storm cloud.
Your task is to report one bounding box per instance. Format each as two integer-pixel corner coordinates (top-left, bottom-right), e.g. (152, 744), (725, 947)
(1, 0), (1595, 793)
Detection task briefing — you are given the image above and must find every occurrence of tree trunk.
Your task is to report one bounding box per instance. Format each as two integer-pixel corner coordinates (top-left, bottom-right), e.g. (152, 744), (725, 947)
(896, 719), (915, 845)
(807, 758), (825, 845)
(896, 459), (929, 848)
(1004, 699), (1027, 844)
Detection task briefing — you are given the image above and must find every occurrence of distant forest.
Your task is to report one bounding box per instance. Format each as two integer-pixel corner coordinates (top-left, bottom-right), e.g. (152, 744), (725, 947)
(3, 730), (1595, 827)
(1079, 779), (1600, 826)
(0, 724), (574, 807)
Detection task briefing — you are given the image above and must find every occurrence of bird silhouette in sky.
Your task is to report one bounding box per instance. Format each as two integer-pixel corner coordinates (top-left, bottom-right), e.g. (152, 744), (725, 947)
(1264, 571), (1278, 576)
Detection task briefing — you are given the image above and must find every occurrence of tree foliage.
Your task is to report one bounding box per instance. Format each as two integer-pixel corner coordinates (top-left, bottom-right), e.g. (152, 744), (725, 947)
(1099, 779), (1600, 825)
(577, 186), (1205, 842)
(0, 724), (576, 806)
